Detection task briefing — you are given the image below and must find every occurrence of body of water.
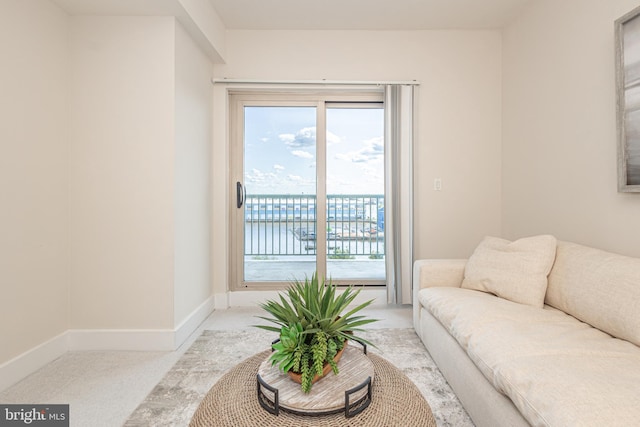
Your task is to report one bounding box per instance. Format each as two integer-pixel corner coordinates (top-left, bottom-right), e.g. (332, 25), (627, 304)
(244, 223), (385, 258)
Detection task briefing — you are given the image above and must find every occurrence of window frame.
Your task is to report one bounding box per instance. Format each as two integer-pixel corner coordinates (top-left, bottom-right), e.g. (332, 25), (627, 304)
(228, 89), (385, 291)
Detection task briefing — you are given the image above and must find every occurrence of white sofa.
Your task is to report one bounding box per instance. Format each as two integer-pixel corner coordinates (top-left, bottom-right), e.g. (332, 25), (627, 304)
(413, 238), (640, 427)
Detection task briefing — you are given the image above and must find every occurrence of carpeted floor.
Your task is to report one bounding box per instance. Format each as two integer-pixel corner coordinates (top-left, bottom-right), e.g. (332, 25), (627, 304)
(124, 328), (474, 427)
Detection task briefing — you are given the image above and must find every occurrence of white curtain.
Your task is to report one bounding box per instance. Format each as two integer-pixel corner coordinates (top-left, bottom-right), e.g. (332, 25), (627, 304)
(384, 85), (414, 305)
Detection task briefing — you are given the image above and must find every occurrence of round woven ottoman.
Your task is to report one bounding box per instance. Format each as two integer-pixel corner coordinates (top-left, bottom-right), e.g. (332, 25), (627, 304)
(190, 350), (437, 427)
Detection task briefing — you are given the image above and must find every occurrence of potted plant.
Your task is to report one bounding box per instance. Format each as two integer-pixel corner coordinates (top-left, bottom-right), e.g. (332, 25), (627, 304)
(255, 272), (378, 393)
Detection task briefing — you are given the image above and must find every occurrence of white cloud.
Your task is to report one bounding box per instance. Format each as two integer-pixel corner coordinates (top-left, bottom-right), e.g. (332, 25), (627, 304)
(326, 130), (341, 145)
(279, 127), (341, 148)
(245, 168), (276, 184)
(277, 127), (341, 175)
(291, 150), (314, 159)
(279, 127), (315, 148)
(286, 174), (315, 187)
(278, 133), (296, 144)
(335, 136), (384, 163)
(273, 164), (285, 171)
(362, 165), (383, 182)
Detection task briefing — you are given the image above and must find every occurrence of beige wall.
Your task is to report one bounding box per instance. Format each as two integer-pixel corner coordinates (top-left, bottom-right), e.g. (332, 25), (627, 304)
(176, 0), (227, 62)
(174, 22), (213, 326)
(69, 16), (214, 330)
(212, 30), (503, 294)
(69, 16), (176, 329)
(12, 0), (640, 369)
(0, 0), (70, 363)
(0, 2), (213, 373)
(502, 0), (640, 257)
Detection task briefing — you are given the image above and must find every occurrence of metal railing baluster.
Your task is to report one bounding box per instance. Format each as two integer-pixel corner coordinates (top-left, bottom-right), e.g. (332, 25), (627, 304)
(244, 194), (384, 259)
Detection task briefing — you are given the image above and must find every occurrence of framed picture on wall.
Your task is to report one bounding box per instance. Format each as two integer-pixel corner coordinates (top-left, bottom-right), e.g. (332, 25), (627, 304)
(616, 6), (640, 192)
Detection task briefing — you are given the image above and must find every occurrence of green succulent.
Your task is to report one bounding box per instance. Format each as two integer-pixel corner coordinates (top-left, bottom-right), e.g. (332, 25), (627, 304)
(269, 322), (306, 374)
(255, 272), (378, 393)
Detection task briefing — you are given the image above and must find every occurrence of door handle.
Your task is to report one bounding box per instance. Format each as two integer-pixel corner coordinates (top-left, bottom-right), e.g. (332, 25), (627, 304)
(236, 181), (244, 208)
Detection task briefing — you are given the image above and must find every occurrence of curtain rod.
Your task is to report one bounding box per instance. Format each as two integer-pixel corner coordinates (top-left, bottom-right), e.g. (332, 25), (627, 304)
(211, 78), (420, 86)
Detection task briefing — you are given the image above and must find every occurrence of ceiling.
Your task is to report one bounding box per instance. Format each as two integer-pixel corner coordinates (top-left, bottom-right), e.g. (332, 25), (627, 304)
(52, 0), (534, 31)
(207, 0), (534, 31)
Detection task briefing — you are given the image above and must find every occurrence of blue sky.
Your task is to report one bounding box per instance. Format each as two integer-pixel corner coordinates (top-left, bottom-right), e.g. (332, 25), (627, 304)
(244, 106), (384, 195)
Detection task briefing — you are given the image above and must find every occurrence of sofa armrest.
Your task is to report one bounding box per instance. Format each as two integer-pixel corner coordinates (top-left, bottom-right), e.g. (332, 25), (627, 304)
(413, 259), (467, 334)
(413, 259), (467, 292)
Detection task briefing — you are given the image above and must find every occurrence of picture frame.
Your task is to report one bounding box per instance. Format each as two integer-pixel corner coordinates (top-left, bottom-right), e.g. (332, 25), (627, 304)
(615, 6), (640, 192)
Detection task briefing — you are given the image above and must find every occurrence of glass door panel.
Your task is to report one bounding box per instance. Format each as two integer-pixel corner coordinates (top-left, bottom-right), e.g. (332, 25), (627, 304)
(325, 107), (385, 280)
(242, 106), (317, 282)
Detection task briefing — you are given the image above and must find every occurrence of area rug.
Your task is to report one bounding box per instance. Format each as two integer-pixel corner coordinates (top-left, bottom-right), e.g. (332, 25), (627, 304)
(124, 328), (474, 427)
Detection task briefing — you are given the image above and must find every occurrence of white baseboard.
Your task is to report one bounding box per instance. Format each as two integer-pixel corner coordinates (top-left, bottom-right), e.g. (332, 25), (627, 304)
(67, 296), (216, 352)
(0, 290), (387, 392)
(0, 332), (68, 392)
(0, 296), (216, 392)
(174, 295), (215, 348)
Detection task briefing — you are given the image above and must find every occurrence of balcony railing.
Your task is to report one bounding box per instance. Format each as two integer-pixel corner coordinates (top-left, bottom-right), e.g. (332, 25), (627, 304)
(244, 194), (384, 258)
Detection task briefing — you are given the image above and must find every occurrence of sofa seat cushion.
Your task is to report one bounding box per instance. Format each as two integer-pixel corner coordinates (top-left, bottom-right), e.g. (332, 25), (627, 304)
(419, 287), (640, 427)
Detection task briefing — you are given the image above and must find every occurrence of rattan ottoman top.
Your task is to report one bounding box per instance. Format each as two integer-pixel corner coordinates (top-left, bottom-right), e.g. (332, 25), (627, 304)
(190, 349), (437, 427)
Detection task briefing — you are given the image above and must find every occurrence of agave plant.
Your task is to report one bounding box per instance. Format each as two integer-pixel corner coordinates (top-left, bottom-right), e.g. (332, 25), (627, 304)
(255, 272), (378, 393)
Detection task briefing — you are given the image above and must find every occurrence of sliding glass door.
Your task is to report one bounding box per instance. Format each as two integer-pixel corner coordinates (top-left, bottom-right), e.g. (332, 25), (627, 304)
(230, 92), (385, 289)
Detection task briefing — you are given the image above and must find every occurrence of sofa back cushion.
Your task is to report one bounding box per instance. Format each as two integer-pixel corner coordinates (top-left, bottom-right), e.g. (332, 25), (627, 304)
(546, 241), (640, 347)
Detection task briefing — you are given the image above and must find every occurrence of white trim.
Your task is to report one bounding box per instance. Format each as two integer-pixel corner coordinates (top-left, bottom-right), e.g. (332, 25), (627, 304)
(0, 332), (68, 392)
(174, 295), (215, 348)
(212, 78), (420, 86)
(66, 296), (216, 352)
(0, 297), (217, 392)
